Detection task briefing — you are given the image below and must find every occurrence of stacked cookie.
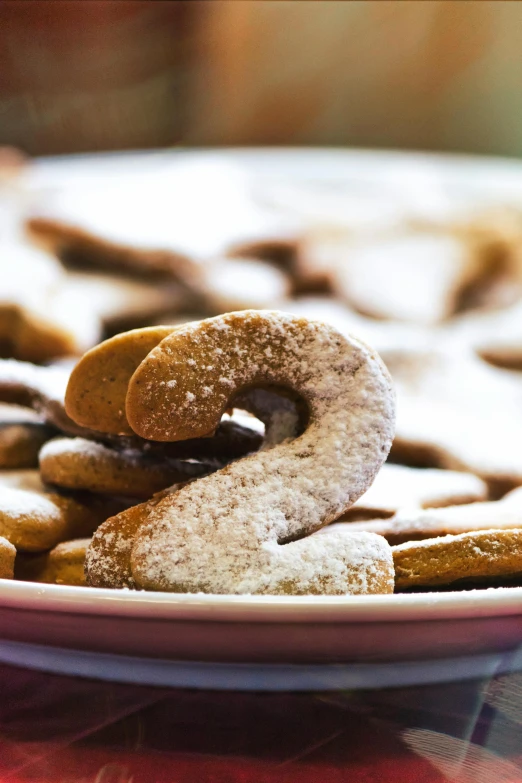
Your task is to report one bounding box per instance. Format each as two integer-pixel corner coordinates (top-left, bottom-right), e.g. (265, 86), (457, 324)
(3, 153), (522, 593)
(0, 352), (262, 586)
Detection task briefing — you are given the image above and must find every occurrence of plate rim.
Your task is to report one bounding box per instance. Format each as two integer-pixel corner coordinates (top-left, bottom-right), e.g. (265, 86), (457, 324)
(2, 579), (522, 623)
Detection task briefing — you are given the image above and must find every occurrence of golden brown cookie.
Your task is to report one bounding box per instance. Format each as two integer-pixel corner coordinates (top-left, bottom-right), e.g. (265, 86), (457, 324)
(199, 257), (290, 313)
(87, 311), (396, 595)
(39, 437), (214, 499)
(65, 326), (177, 435)
(15, 538), (90, 586)
(0, 403), (56, 468)
(337, 489), (522, 546)
(86, 493), (169, 589)
(393, 529), (522, 590)
(0, 358), (96, 438)
(65, 327), (265, 463)
(384, 349), (522, 496)
(27, 216), (203, 290)
(0, 536), (15, 579)
(0, 472), (129, 552)
(339, 464), (487, 521)
(0, 241), (101, 362)
(333, 231), (479, 325)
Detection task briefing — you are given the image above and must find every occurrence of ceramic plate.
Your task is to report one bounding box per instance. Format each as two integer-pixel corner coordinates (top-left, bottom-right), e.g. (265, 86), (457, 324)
(4, 147), (522, 690)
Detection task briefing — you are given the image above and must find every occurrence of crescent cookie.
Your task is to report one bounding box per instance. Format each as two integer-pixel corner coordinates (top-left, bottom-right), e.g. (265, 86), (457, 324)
(15, 538), (90, 586)
(339, 464), (487, 521)
(39, 437), (214, 500)
(393, 529), (522, 590)
(384, 349), (522, 496)
(0, 537), (16, 579)
(337, 488), (522, 546)
(0, 471), (129, 552)
(0, 403), (56, 468)
(84, 311), (396, 595)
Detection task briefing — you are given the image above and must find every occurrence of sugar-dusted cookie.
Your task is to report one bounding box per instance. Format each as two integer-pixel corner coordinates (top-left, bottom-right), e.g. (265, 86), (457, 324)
(227, 237), (298, 275)
(27, 216), (203, 290)
(446, 300), (522, 371)
(0, 471), (128, 552)
(287, 298), (433, 356)
(39, 437), (215, 500)
(199, 257), (290, 313)
(338, 488), (522, 545)
(393, 529), (522, 589)
(65, 326), (177, 435)
(0, 536), (15, 579)
(0, 241), (101, 362)
(0, 358), (95, 438)
(333, 231), (479, 325)
(339, 464), (487, 521)
(15, 538), (90, 586)
(385, 349), (522, 495)
(0, 403), (56, 468)
(87, 311), (396, 594)
(59, 271), (184, 333)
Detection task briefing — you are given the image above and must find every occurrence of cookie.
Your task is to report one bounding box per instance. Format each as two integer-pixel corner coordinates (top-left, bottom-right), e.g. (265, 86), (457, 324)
(0, 403), (56, 468)
(0, 241), (100, 362)
(287, 298), (433, 355)
(339, 464), (487, 521)
(87, 311), (396, 594)
(27, 216), (203, 290)
(333, 231), (478, 325)
(0, 358), (95, 438)
(15, 538), (90, 586)
(199, 257), (290, 313)
(0, 536), (15, 579)
(384, 349), (522, 495)
(65, 326), (177, 435)
(0, 471), (128, 552)
(339, 489), (522, 545)
(39, 437), (215, 500)
(60, 271), (184, 334)
(393, 529), (522, 589)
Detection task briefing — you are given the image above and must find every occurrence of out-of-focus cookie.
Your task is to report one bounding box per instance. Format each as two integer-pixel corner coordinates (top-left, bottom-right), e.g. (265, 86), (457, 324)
(27, 216), (203, 291)
(60, 271), (185, 334)
(384, 349), (522, 495)
(0, 536), (15, 579)
(294, 228), (348, 293)
(0, 403), (56, 468)
(0, 241), (100, 362)
(0, 472), (129, 552)
(15, 538), (90, 586)
(339, 464), (487, 521)
(0, 358), (95, 438)
(227, 237), (298, 274)
(286, 298), (433, 355)
(39, 437), (215, 500)
(333, 231), (478, 325)
(446, 301), (522, 371)
(393, 529), (522, 589)
(335, 489), (522, 545)
(199, 257), (290, 313)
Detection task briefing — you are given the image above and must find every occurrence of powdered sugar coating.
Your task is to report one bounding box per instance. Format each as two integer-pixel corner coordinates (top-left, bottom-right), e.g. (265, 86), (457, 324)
(121, 310), (395, 594)
(0, 358), (92, 437)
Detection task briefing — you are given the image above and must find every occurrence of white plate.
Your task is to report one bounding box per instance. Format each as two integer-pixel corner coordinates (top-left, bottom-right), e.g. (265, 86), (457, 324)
(1, 580), (522, 689)
(6, 147), (522, 690)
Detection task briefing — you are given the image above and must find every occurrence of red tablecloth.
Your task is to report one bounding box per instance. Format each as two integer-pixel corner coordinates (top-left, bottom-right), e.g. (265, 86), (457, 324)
(1, 662), (522, 783)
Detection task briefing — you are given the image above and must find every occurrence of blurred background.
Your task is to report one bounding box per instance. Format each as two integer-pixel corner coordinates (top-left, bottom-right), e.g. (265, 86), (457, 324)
(2, 0), (522, 157)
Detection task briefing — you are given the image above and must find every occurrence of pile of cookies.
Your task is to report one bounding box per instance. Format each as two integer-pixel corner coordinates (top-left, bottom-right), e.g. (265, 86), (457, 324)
(3, 150), (522, 594)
